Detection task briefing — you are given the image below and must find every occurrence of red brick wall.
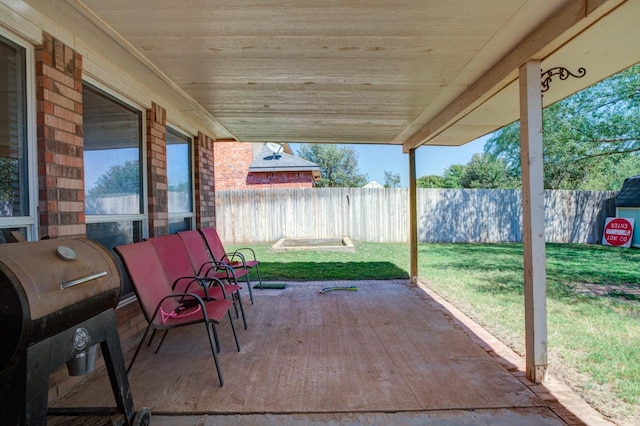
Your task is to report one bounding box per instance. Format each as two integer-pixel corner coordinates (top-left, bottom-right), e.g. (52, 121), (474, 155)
(213, 140), (253, 191)
(146, 102), (168, 237)
(246, 171), (316, 188)
(194, 132), (216, 228)
(36, 32), (85, 238)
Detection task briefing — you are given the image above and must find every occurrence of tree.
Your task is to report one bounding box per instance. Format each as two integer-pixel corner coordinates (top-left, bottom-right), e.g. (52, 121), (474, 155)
(0, 157), (18, 217)
(580, 154), (640, 190)
(460, 153), (519, 189)
(88, 160), (140, 197)
(297, 144), (368, 187)
(441, 164), (466, 188)
(383, 170), (401, 188)
(416, 164), (466, 188)
(485, 63), (640, 189)
(0, 157), (17, 201)
(416, 175), (446, 188)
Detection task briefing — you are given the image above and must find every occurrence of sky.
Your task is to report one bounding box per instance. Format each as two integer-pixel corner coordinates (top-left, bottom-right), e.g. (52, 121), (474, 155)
(85, 135), (489, 190)
(290, 135), (490, 188)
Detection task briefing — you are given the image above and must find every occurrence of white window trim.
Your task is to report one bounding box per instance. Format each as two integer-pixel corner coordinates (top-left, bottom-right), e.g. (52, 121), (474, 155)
(167, 124), (195, 230)
(85, 214), (147, 224)
(0, 28), (38, 241)
(82, 79), (149, 240)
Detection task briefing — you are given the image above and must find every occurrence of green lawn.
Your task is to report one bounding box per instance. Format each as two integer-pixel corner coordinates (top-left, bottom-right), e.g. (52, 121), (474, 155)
(415, 243), (639, 424)
(230, 241), (640, 424)
(234, 242), (410, 281)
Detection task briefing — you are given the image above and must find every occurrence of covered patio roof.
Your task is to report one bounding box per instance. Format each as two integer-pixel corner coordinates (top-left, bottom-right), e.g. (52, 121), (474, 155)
(18, 0), (640, 150)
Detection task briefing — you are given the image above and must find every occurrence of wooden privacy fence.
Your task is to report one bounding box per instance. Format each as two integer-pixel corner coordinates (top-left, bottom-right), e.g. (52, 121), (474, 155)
(215, 188), (616, 245)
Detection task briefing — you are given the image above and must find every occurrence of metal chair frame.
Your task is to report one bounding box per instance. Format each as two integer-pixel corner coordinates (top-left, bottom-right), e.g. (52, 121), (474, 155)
(115, 241), (240, 387)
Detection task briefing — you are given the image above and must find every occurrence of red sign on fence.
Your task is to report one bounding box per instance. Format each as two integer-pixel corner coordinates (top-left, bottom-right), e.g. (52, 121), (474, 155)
(602, 217), (635, 248)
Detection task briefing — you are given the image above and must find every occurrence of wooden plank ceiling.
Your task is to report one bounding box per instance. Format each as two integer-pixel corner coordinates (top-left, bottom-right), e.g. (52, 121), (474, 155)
(27, 0), (640, 149)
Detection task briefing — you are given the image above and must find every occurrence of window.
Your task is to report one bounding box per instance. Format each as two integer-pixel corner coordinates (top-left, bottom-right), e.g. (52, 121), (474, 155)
(0, 33), (34, 242)
(166, 127), (194, 233)
(84, 86), (143, 217)
(83, 84), (144, 296)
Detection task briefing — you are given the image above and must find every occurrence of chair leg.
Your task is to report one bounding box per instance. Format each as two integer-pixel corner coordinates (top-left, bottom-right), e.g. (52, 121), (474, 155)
(203, 319), (224, 387)
(154, 330), (170, 354)
(147, 329), (157, 347)
(254, 264), (263, 290)
(235, 290), (247, 330)
(127, 323), (153, 373)
(227, 310), (241, 352)
(244, 273), (254, 304)
(232, 297), (239, 319)
(212, 323), (221, 353)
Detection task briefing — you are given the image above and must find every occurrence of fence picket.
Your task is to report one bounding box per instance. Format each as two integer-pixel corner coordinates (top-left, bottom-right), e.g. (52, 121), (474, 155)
(214, 188), (616, 245)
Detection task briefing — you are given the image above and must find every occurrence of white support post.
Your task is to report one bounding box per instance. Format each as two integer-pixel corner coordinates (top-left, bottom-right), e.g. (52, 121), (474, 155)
(409, 149), (418, 284)
(519, 60), (548, 383)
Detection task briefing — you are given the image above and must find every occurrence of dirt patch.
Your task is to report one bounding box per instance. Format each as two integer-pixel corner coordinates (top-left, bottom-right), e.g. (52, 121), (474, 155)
(575, 283), (640, 302)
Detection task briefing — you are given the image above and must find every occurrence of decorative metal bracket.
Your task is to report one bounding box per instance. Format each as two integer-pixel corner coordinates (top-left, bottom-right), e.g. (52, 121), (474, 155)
(541, 67), (586, 93)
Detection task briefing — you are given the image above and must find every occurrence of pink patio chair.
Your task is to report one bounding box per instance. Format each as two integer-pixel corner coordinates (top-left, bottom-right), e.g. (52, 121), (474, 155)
(199, 227), (263, 303)
(177, 230), (255, 304)
(114, 240), (240, 387)
(148, 234), (247, 330)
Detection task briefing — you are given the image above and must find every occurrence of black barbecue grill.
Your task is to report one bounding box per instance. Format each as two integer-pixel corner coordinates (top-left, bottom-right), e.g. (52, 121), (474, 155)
(0, 238), (149, 425)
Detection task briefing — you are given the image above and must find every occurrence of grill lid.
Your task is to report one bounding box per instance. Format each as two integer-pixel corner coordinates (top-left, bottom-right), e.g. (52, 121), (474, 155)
(0, 238), (121, 320)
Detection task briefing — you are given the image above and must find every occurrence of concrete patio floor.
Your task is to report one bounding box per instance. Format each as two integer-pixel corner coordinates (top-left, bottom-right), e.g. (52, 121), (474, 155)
(50, 280), (613, 425)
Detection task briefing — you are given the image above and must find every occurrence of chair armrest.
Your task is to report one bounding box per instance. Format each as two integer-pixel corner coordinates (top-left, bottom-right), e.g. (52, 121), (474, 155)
(172, 275), (229, 299)
(201, 276), (228, 298)
(196, 260), (220, 276)
(151, 292), (206, 322)
(203, 261), (239, 283)
(171, 276), (201, 291)
(226, 251), (247, 266)
(160, 292), (203, 305)
(232, 247), (258, 262)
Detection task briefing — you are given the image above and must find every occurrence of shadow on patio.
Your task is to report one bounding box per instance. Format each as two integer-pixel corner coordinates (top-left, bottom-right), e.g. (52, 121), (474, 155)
(50, 280), (610, 425)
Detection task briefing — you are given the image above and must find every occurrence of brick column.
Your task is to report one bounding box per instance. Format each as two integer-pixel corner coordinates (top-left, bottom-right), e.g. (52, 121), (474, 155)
(36, 32), (85, 239)
(146, 102), (168, 237)
(194, 132), (216, 228)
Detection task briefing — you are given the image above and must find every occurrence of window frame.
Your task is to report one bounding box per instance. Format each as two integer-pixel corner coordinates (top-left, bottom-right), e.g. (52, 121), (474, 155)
(82, 80), (148, 240)
(0, 29), (38, 241)
(166, 125), (195, 232)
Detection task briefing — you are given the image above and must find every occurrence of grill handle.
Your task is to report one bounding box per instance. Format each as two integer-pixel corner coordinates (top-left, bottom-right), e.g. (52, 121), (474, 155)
(60, 271), (108, 290)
